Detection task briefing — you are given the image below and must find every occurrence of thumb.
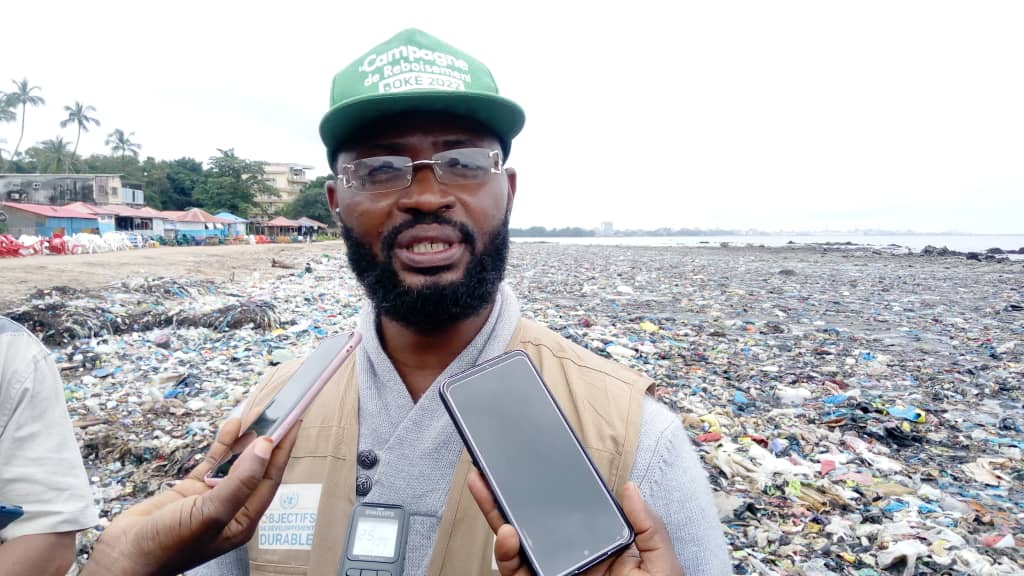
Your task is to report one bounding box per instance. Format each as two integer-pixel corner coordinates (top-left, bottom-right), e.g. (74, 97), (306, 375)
(619, 482), (682, 576)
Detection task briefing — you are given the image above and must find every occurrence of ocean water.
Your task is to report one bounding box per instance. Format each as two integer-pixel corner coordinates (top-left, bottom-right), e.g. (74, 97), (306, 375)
(512, 234), (1024, 253)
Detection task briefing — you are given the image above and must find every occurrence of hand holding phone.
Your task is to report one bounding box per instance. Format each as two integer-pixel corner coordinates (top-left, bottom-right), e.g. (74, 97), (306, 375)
(81, 418), (300, 576)
(441, 350), (635, 576)
(206, 331), (361, 484)
(468, 471), (683, 576)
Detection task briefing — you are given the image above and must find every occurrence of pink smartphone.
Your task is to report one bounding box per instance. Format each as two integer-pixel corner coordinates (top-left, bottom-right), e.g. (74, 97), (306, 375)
(205, 331), (362, 485)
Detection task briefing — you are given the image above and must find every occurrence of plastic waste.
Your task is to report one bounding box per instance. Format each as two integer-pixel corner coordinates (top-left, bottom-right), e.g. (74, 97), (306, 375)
(4, 238), (1022, 573)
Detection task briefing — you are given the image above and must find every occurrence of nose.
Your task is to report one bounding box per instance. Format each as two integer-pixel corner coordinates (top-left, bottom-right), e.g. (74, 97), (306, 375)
(396, 164), (456, 214)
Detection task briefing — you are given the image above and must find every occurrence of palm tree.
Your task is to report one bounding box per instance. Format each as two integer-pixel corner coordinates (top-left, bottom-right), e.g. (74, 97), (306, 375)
(0, 92), (16, 123)
(105, 128), (141, 164)
(60, 101), (100, 170)
(6, 79), (45, 168)
(37, 136), (74, 173)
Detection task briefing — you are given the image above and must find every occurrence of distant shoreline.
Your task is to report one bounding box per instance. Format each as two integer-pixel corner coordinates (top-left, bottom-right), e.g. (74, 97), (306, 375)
(510, 234), (1024, 254)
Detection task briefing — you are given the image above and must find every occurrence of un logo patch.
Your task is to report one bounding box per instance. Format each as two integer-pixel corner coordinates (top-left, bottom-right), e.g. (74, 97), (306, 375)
(280, 492), (299, 510)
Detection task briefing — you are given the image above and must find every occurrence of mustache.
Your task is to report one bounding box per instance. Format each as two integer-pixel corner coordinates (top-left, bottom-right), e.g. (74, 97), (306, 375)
(381, 212), (478, 256)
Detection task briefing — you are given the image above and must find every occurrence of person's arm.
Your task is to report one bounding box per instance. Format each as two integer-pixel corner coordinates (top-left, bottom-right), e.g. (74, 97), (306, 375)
(81, 419), (298, 576)
(0, 532), (76, 576)
(0, 334), (98, 564)
(630, 396), (733, 575)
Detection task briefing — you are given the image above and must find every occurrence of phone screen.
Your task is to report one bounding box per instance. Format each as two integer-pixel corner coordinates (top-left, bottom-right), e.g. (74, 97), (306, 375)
(442, 351), (633, 576)
(210, 332), (359, 479)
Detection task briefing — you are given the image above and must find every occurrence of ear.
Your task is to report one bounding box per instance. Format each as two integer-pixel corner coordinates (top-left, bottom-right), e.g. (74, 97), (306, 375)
(504, 167), (517, 212)
(325, 178), (341, 225)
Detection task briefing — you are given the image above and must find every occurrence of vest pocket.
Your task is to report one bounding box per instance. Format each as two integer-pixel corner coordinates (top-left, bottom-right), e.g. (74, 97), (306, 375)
(290, 423), (351, 458)
(248, 561), (308, 575)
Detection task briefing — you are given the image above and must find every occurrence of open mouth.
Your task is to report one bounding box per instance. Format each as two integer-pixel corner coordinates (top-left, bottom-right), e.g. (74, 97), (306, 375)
(393, 225), (467, 270)
(410, 241), (453, 254)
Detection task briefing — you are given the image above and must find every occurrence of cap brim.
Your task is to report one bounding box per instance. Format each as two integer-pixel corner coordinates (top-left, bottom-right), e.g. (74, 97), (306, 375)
(319, 91), (525, 170)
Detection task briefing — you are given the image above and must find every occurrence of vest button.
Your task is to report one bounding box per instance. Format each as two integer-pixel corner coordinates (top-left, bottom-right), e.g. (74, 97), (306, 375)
(355, 473), (373, 496)
(357, 449), (379, 470)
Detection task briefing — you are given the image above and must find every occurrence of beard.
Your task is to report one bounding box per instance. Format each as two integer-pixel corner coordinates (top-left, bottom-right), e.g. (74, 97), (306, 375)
(340, 211), (510, 334)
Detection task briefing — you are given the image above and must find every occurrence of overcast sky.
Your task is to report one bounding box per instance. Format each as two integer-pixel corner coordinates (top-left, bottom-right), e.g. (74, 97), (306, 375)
(4, 1), (1022, 233)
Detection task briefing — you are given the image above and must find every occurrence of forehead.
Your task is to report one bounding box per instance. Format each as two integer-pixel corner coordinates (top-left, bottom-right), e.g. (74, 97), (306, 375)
(339, 112), (499, 159)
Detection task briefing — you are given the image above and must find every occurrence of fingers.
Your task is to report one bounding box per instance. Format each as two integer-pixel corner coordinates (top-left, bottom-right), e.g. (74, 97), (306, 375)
(216, 421), (304, 549)
(198, 434), (275, 530)
(618, 482), (682, 576)
(189, 418), (244, 481)
(467, 468), (507, 534)
(468, 470), (531, 576)
(494, 524), (530, 576)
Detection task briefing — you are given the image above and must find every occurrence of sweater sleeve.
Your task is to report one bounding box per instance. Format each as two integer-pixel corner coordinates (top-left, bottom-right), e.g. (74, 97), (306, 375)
(630, 396), (733, 575)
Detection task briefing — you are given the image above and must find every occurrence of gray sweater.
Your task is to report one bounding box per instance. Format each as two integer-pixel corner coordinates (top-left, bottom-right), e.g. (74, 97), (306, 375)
(190, 284), (731, 575)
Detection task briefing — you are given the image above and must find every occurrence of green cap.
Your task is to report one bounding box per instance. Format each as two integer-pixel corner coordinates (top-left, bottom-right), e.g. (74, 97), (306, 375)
(319, 28), (525, 169)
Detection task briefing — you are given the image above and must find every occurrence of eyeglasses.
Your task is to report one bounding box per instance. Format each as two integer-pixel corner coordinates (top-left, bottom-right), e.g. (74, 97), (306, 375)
(340, 147), (503, 194)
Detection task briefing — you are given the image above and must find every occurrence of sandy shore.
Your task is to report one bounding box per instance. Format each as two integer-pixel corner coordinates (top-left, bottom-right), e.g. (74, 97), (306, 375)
(1, 241), (341, 309)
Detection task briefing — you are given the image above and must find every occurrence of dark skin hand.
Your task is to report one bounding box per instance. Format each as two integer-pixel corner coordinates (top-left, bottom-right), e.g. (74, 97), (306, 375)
(325, 112), (517, 402)
(467, 469), (684, 576)
(80, 419), (300, 576)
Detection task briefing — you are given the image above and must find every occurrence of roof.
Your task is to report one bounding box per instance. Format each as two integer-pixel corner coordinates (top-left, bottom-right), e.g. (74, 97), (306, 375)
(1, 202), (100, 220)
(214, 212), (249, 223)
(102, 204), (165, 218)
(63, 202), (165, 219)
(265, 216), (302, 227)
(296, 216), (327, 228)
(161, 208), (230, 224)
(0, 173), (124, 177)
(64, 201), (116, 216)
(136, 206), (166, 218)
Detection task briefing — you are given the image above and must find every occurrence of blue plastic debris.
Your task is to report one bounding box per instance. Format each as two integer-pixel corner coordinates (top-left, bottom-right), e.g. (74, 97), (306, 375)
(823, 394), (849, 405)
(883, 500), (908, 514)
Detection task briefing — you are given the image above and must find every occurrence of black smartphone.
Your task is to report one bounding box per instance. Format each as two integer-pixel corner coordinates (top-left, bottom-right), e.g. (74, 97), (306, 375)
(440, 350), (634, 576)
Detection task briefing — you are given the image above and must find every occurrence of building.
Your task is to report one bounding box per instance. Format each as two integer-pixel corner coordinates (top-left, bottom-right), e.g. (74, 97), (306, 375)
(65, 202), (167, 236)
(0, 201), (101, 237)
(0, 174), (144, 207)
(256, 163), (314, 215)
(599, 221), (614, 236)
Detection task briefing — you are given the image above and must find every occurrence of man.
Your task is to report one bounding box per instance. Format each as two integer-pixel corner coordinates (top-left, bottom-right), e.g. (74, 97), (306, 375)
(85, 28), (732, 576)
(0, 316), (99, 575)
(194, 27), (729, 575)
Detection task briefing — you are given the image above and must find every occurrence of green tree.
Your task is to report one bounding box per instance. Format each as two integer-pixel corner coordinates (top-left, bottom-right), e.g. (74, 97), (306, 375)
(0, 92), (16, 165)
(4, 79), (46, 171)
(105, 128), (141, 164)
(139, 157), (167, 209)
(0, 92), (16, 123)
(162, 157), (205, 210)
(81, 153), (134, 175)
(194, 148), (273, 217)
(283, 175), (332, 223)
(27, 136), (75, 173)
(60, 101), (100, 169)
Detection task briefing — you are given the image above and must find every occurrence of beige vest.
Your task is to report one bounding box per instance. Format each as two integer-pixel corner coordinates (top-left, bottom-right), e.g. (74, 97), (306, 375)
(240, 319), (652, 576)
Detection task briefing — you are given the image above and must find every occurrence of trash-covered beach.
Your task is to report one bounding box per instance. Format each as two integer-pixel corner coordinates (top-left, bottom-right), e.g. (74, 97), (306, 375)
(2, 240), (1022, 575)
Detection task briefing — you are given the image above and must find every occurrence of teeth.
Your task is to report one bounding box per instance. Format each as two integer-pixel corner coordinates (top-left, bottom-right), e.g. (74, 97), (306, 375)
(411, 241), (451, 254)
